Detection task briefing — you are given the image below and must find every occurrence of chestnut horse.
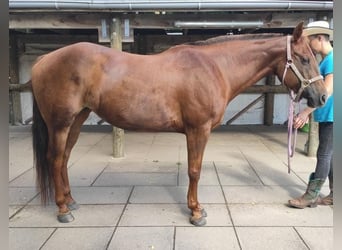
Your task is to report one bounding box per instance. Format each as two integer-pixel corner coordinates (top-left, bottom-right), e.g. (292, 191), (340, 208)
(31, 22), (326, 226)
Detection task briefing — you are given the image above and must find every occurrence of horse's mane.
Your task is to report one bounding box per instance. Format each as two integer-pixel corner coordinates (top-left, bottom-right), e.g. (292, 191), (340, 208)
(186, 33), (284, 46)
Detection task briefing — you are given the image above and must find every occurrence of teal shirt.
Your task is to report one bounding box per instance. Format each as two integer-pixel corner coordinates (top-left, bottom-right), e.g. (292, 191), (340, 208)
(313, 50), (333, 122)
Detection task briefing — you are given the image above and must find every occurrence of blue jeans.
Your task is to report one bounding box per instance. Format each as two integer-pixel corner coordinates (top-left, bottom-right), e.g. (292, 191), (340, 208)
(314, 122), (333, 184)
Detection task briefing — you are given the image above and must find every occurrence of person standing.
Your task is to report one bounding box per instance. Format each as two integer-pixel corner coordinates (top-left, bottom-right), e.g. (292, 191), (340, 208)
(288, 20), (333, 208)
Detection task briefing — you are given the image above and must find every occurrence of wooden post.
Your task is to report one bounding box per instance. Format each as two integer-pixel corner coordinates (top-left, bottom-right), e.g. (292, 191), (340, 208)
(307, 116), (319, 157)
(264, 75), (275, 126)
(111, 18), (125, 158)
(9, 35), (22, 125)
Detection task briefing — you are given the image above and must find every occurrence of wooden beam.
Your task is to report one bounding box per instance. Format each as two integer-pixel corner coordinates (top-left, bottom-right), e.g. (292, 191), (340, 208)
(16, 34), (98, 44)
(264, 75), (276, 125)
(244, 85), (287, 93)
(9, 79), (287, 95)
(9, 83), (31, 92)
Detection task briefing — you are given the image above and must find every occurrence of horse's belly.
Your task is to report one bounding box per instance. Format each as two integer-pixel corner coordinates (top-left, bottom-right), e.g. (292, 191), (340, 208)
(95, 101), (183, 132)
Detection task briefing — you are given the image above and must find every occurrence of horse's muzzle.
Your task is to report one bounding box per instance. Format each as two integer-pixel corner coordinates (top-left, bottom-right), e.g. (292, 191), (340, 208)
(302, 86), (327, 108)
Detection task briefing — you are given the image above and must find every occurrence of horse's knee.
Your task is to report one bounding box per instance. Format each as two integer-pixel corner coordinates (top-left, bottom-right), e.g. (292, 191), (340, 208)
(188, 169), (200, 181)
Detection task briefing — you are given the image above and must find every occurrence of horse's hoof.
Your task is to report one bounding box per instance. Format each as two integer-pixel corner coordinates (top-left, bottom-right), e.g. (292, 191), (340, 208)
(190, 216), (207, 226)
(67, 201), (80, 211)
(57, 211), (74, 223)
(201, 208), (207, 217)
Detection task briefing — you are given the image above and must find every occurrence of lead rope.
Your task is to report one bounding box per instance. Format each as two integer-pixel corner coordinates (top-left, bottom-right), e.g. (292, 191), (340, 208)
(283, 36), (297, 174)
(287, 90), (298, 174)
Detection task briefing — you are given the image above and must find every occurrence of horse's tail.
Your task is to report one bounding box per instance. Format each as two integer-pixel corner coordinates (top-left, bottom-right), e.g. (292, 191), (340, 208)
(32, 89), (53, 204)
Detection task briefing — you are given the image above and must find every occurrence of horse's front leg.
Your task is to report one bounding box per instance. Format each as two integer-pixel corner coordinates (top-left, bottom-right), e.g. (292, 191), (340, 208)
(185, 125), (211, 226)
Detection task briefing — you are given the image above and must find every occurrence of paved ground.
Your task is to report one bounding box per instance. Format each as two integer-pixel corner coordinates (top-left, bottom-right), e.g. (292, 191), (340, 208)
(9, 125), (333, 250)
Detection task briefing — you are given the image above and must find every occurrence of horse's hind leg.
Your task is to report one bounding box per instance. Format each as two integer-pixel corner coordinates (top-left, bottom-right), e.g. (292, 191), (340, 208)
(185, 124), (211, 226)
(62, 108), (91, 211)
(47, 126), (75, 223)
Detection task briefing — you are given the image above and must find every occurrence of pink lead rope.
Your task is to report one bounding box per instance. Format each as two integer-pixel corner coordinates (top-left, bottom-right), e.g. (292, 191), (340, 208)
(287, 90), (298, 174)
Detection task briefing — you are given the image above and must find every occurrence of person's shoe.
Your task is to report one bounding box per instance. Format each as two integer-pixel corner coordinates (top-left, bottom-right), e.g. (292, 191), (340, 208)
(288, 173), (325, 209)
(318, 177), (333, 205)
(317, 191), (333, 205)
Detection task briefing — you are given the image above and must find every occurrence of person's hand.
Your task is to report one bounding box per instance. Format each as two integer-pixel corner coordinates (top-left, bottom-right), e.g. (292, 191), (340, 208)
(293, 113), (309, 129)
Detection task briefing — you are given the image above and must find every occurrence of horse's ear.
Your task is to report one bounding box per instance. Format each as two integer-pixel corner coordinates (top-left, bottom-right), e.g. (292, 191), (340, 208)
(292, 21), (304, 42)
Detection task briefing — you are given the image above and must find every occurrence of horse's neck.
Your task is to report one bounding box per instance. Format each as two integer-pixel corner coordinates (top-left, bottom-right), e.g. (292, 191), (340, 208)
(210, 37), (285, 99)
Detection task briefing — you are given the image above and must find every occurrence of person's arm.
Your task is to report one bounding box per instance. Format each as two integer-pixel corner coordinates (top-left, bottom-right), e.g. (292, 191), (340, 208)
(294, 73), (333, 129)
(294, 107), (315, 129)
(324, 73), (333, 97)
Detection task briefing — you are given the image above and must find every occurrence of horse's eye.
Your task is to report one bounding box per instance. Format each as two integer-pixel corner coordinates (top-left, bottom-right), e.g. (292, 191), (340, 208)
(301, 57), (310, 65)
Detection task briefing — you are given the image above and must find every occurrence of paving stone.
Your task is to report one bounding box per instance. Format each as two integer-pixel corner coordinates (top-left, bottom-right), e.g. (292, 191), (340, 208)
(295, 227), (333, 250)
(274, 151), (317, 172)
(236, 227), (307, 250)
(239, 144), (286, 169)
(175, 227), (240, 250)
(74, 132), (108, 146)
(105, 160), (178, 173)
(67, 145), (95, 165)
(229, 204), (333, 227)
(9, 168), (36, 187)
(9, 153), (33, 182)
(93, 172), (178, 186)
(9, 228), (55, 250)
(238, 146), (307, 186)
(146, 145), (181, 162)
(256, 168), (306, 186)
(30, 186), (132, 205)
(9, 205), (124, 227)
(9, 205), (24, 218)
(119, 204), (232, 226)
(153, 132), (185, 145)
(130, 186), (225, 204)
(42, 227), (114, 250)
(222, 185), (307, 204)
(108, 227), (174, 250)
(215, 162), (263, 186)
(9, 187), (38, 205)
(203, 145), (246, 161)
(207, 131), (261, 146)
(68, 163), (109, 186)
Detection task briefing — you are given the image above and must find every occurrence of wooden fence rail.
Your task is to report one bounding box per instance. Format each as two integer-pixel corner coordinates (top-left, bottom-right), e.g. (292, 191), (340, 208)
(9, 83), (288, 93)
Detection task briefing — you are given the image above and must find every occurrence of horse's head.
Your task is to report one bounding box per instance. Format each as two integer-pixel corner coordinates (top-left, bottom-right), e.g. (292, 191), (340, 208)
(277, 21), (327, 108)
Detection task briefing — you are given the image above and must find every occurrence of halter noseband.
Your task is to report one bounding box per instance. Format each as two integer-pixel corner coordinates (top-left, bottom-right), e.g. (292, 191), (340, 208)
(281, 35), (323, 102)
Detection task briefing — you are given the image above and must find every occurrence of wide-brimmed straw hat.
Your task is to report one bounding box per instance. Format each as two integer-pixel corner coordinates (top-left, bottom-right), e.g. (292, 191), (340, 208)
(303, 20), (333, 40)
